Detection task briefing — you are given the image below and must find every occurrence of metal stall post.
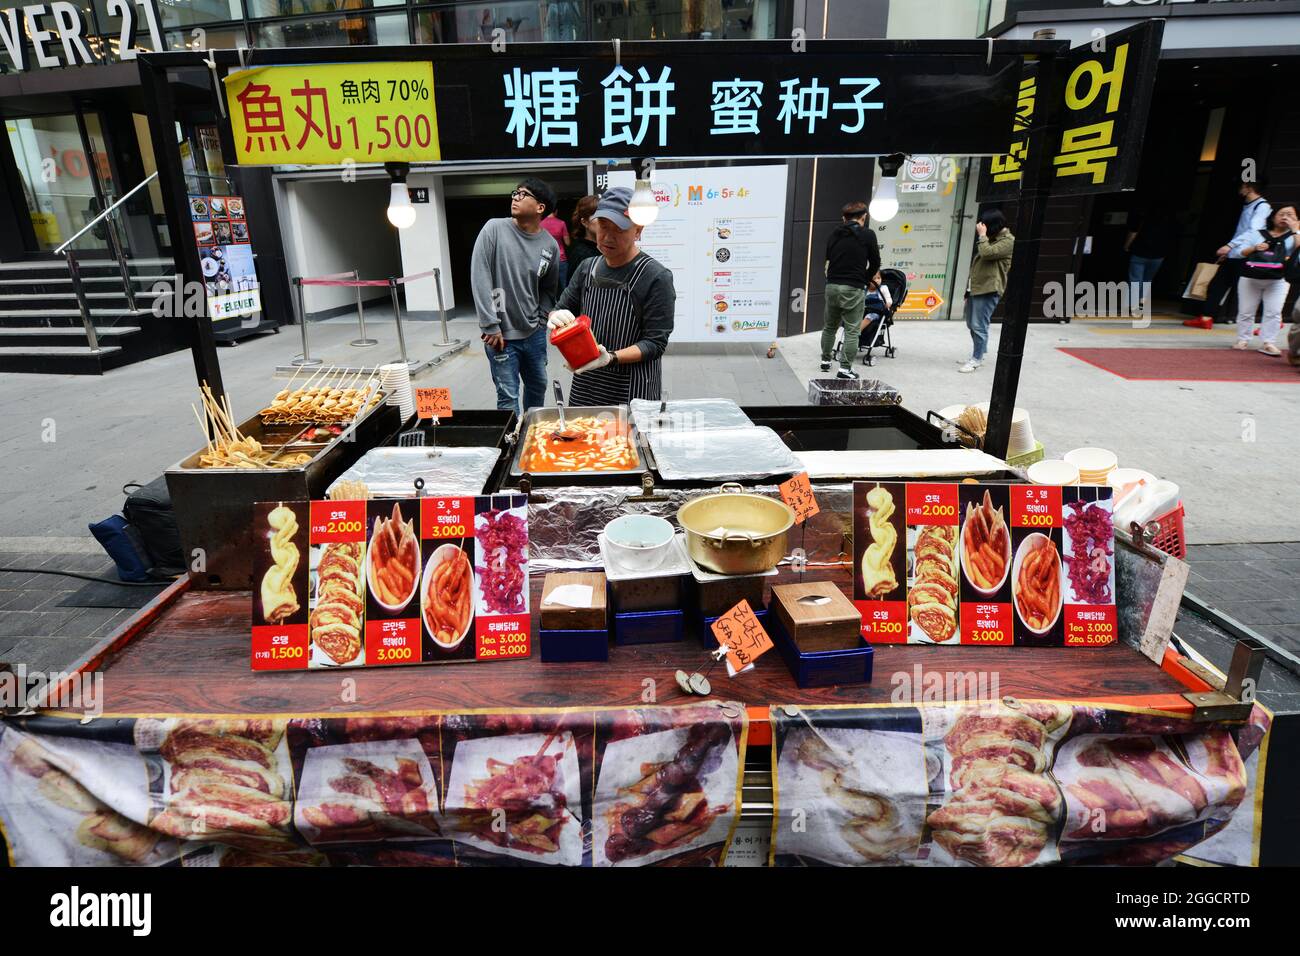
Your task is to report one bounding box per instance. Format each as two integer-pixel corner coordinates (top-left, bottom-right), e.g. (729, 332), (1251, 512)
(350, 269), (377, 347)
(137, 54), (227, 404)
(432, 267), (461, 347)
(291, 276), (322, 367)
(389, 276), (416, 367)
(984, 41), (1068, 460)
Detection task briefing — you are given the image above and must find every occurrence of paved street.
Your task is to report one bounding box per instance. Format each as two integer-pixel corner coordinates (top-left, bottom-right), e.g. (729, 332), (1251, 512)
(0, 311), (1297, 671)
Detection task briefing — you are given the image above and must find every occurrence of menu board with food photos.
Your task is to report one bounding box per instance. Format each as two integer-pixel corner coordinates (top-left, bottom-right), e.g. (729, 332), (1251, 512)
(251, 494), (529, 671)
(189, 193), (260, 321)
(852, 481), (1115, 647)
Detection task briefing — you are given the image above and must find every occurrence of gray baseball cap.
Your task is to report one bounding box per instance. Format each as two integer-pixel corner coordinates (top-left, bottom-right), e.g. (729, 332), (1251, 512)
(591, 186), (634, 231)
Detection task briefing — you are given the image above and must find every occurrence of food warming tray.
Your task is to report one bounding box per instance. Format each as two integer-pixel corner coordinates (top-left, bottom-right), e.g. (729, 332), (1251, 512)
(328, 446), (501, 499)
(507, 405), (649, 481)
(644, 425), (802, 482)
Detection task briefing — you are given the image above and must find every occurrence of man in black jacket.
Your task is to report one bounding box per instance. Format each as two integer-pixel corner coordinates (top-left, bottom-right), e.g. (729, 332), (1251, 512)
(822, 201), (881, 379)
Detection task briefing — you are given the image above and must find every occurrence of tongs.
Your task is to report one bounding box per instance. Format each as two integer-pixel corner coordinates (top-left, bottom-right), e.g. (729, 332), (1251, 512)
(552, 380), (580, 441)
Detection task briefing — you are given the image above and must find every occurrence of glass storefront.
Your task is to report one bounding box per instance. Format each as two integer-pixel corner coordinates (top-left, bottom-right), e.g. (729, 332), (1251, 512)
(5, 113), (115, 253)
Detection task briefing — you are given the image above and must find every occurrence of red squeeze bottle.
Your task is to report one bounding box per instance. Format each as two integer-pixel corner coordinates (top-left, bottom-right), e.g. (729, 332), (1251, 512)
(549, 314), (601, 368)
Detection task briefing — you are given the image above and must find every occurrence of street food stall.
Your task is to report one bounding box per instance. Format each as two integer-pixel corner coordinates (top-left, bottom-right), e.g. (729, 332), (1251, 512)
(3, 31), (1294, 869)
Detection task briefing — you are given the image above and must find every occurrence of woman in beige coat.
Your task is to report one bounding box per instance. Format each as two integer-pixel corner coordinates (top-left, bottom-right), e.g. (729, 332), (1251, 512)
(959, 209), (1015, 373)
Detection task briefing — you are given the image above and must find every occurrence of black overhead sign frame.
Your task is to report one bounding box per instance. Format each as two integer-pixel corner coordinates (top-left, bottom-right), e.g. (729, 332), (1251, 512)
(137, 38), (1091, 458)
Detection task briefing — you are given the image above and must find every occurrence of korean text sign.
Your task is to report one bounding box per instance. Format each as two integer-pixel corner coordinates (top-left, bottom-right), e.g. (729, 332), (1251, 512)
(226, 63), (442, 166)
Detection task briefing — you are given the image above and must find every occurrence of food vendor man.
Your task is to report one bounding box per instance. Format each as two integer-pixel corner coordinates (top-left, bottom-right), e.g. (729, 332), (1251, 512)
(546, 187), (675, 404)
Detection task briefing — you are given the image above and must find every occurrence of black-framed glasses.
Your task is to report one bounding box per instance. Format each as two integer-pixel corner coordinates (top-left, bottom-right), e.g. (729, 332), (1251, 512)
(510, 189), (536, 201)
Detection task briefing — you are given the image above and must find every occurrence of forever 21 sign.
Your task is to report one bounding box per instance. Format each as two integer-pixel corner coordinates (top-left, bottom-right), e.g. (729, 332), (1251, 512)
(0, 1), (164, 72)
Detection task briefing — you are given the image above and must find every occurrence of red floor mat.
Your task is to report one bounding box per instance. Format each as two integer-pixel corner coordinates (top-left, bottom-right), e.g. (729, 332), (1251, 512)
(1059, 347), (1300, 383)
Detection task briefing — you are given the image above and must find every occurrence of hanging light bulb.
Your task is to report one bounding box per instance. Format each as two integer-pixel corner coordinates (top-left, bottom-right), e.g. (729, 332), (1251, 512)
(628, 178), (658, 226)
(385, 162), (416, 230)
(869, 153), (904, 223)
(387, 182), (416, 229)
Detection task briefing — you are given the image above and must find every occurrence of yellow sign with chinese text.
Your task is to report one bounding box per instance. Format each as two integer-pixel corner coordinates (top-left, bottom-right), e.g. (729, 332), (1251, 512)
(225, 62), (441, 166)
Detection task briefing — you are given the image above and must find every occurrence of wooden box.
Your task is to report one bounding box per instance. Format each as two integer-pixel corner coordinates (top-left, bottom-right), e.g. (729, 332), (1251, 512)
(540, 572), (608, 631)
(770, 582), (863, 652)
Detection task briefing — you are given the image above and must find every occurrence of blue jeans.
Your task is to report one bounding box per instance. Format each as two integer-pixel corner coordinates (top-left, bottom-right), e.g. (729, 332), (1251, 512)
(1128, 254), (1162, 310)
(486, 325), (548, 414)
(964, 292), (1000, 361)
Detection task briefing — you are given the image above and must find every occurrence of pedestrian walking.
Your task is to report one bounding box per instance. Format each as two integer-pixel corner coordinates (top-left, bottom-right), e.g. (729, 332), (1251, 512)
(821, 200), (881, 380)
(1191, 179), (1270, 327)
(541, 208), (571, 288)
(959, 208), (1014, 374)
(1125, 198), (1178, 313)
(1230, 202), (1297, 357)
(567, 194), (600, 277)
(470, 176), (561, 414)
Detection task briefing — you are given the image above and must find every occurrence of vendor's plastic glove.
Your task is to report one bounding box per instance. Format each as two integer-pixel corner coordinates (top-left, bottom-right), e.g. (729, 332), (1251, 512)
(547, 309), (577, 331)
(569, 345), (614, 374)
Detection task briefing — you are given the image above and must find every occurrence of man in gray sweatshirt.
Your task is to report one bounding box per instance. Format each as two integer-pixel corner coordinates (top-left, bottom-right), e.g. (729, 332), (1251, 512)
(471, 177), (562, 413)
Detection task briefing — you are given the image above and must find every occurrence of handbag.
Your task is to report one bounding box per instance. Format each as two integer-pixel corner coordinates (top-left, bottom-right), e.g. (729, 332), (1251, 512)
(1240, 230), (1289, 280)
(1183, 261), (1218, 301)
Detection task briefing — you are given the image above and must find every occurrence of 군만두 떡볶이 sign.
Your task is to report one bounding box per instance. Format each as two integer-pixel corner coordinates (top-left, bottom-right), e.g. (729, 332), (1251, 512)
(225, 62), (442, 166)
(978, 20), (1163, 201)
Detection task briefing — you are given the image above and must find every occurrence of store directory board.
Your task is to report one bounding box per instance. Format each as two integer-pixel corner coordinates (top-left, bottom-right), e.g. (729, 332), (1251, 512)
(607, 164), (788, 342)
(853, 481), (1116, 647)
(251, 494), (529, 671)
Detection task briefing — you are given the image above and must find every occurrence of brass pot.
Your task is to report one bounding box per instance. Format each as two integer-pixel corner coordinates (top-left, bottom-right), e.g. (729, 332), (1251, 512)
(677, 483), (794, 575)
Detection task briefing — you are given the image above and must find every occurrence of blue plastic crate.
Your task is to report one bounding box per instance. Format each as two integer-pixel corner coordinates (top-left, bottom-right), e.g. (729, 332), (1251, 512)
(767, 607), (873, 688)
(613, 608), (685, 646)
(540, 627), (609, 662)
(697, 608), (771, 649)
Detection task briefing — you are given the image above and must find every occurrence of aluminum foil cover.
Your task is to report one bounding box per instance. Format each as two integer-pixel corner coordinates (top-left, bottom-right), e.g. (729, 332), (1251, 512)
(629, 398), (753, 435)
(648, 426), (803, 481)
(528, 485), (855, 574)
(326, 446), (501, 499)
(807, 378), (903, 406)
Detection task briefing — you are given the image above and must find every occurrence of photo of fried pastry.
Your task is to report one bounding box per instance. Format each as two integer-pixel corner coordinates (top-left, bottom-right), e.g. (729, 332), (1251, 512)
(310, 541), (364, 666)
(926, 701), (1071, 867)
(908, 525), (958, 643)
(1013, 533), (1062, 635)
(960, 489), (1010, 594)
(259, 503), (301, 625)
(858, 484), (901, 599)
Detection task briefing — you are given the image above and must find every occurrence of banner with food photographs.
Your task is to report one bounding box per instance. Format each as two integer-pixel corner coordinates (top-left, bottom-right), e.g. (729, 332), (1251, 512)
(251, 494), (529, 671)
(770, 701), (1271, 868)
(0, 705), (747, 868)
(852, 482), (1115, 646)
(189, 193), (260, 321)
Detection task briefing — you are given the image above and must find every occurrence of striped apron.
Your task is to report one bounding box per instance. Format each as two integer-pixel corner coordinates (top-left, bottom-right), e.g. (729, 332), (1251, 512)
(567, 253), (662, 406)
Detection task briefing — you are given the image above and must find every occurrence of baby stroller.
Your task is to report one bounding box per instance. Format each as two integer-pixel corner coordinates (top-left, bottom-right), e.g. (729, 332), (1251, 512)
(835, 268), (907, 367)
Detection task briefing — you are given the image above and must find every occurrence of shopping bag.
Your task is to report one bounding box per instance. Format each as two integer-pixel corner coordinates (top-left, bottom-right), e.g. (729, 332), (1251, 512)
(1182, 262), (1218, 301)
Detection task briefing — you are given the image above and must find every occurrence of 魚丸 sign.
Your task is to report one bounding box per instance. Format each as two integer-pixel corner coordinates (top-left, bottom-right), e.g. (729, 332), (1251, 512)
(223, 44), (1024, 166)
(226, 62), (442, 166)
(978, 21), (1163, 200)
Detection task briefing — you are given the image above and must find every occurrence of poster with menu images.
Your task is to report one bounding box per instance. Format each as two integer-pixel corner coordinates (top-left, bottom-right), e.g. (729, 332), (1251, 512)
(853, 481), (1115, 647)
(189, 192), (260, 320)
(251, 494), (529, 670)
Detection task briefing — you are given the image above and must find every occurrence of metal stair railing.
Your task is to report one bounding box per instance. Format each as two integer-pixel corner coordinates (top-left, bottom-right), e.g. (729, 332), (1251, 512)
(54, 171), (158, 353)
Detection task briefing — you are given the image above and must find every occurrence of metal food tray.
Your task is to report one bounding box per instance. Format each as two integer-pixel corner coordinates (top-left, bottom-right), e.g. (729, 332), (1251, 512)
(328, 446), (502, 499)
(508, 405), (648, 479)
(645, 425), (802, 482)
(629, 398), (752, 434)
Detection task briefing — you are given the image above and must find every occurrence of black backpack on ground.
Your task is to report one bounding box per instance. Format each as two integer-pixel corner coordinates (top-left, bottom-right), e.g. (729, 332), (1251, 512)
(122, 477), (185, 577)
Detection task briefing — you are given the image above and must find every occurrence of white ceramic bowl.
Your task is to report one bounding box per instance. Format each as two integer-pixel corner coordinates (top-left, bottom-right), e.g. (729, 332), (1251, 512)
(959, 512), (1012, 596)
(604, 514), (676, 572)
(1064, 447), (1118, 475)
(1027, 460), (1080, 486)
(422, 543), (472, 650)
(366, 529), (420, 614)
(1011, 533), (1062, 636)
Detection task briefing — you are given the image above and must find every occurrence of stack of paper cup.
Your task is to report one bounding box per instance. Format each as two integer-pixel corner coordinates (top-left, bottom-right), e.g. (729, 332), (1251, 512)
(379, 362), (414, 420)
(1006, 408), (1036, 458)
(1064, 447), (1118, 485)
(1027, 460), (1080, 486)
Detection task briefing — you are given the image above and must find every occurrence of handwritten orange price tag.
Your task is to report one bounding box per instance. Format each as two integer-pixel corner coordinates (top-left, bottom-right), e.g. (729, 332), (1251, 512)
(779, 472), (819, 524)
(711, 599), (774, 673)
(415, 387), (452, 419)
